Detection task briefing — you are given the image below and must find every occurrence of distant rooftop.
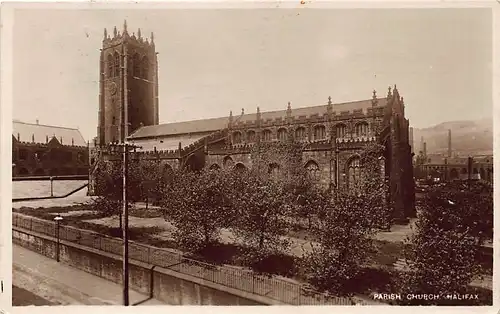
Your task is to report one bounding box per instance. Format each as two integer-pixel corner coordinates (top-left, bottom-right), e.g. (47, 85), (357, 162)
(13, 120), (87, 147)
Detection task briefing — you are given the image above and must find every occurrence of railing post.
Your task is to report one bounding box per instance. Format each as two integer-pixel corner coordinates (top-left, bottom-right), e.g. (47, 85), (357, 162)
(252, 272), (255, 294)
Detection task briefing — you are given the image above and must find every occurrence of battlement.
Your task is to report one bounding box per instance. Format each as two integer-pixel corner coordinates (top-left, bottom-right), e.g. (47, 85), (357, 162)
(102, 20), (155, 51)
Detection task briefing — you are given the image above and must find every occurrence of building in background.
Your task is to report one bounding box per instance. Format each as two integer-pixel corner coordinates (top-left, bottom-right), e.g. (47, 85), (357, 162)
(414, 129), (493, 183)
(12, 120), (89, 177)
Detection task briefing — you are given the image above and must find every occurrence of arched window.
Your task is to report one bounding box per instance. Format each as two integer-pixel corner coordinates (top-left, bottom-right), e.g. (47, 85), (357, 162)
(268, 163), (280, 177)
(142, 56), (149, 79)
(313, 125), (326, 141)
(234, 163), (247, 173)
(162, 164), (174, 182)
(295, 127), (306, 141)
(209, 164), (221, 171)
(232, 131), (242, 144)
(277, 128), (288, 141)
(114, 52), (120, 77)
(107, 54), (114, 77)
(262, 129), (272, 142)
(355, 122), (369, 136)
(223, 156), (234, 169)
(133, 53), (141, 78)
(347, 156), (361, 188)
(305, 160), (320, 181)
(336, 124), (347, 138)
(247, 130), (256, 143)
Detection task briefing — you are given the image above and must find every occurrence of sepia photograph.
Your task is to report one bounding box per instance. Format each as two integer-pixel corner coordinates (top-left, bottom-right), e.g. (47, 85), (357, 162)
(4, 2), (494, 309)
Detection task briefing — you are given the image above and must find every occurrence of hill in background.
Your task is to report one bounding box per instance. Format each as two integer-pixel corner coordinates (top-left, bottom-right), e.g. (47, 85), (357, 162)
(412, 118), (493, 156)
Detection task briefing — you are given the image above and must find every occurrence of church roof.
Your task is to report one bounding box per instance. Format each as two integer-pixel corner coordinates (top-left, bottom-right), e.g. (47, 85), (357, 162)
(129, 98), (385, 139)
(13, 120), (87, 147)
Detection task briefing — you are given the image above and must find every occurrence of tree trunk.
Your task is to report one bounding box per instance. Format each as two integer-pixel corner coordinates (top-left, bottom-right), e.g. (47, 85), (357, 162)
(259, 233), (264, 250)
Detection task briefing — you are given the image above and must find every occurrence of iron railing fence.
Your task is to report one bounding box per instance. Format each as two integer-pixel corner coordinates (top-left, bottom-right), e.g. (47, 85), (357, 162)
(12, 212), (354, 305)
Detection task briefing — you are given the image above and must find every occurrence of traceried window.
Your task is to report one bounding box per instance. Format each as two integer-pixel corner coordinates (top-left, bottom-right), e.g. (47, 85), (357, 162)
(247, 130), (256, 143)
(107, 54), (114, 77)
(347, 156), (361, 188)
(305, 160), (320, 181)
(355, 122), (369, 136)
(233, 131), (242, 144)
(262, 129), (272, 142)
(142, 56), (149, 79)
(313, 125), (326, 141)
(114, 53), (120, 77)
(335, 124), (347, 138)
(277, 128), (288, 141)
(223, 156), (234, 169)
(133, 53), (141, 78)
(295, 127), (306, 141)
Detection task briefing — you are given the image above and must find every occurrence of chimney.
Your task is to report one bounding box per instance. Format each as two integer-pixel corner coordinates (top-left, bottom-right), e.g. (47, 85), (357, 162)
(423, 142), (427, 158)
(448, 129), (452, 158)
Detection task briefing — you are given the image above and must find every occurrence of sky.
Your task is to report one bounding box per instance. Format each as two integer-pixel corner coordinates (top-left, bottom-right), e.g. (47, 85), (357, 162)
(12, 7), (492, 142)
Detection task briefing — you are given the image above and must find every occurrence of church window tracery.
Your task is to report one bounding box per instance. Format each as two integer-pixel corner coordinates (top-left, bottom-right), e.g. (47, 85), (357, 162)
(277, 128), (287, 141)
(347, 156), (361, 188)
(295, 127), (306, 141)
(313, 125), (326, 140)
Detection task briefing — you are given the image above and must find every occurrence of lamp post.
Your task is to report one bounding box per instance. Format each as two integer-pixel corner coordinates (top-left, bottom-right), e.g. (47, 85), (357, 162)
(107, 141), (142, 306)
(53, 215), (63, 262)
(50, 176), (54, 197)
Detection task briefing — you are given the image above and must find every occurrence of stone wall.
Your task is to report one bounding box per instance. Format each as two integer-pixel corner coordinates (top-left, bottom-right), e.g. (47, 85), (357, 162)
(12, 229), (267, 305)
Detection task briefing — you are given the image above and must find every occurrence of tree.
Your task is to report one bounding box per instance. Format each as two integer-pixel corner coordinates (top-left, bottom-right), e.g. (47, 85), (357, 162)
(301, 143), (391, 296)
(160, 168), (232, 250)
(227, 169), (292, 263)
(138, 160), (167, 207)
(398, 181), (492, 304)
(91, 159), (143, 233)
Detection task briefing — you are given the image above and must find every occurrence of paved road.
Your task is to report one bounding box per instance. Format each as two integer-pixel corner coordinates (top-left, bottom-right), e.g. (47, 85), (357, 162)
(13, 244), (166, 306)
(12, 285), (57, 306)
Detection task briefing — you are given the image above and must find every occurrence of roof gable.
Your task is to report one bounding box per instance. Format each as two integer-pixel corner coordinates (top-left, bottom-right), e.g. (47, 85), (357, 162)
(12, 121), (87, 147)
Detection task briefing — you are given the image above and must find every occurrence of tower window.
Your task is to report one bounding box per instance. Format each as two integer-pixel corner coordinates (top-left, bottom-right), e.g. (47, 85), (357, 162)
(107, 54), (114, 77)
(112, 116), (116, 125)
(133, 53), (141, 78)
(142, 56), (149, 79)
(114, 52), (120, 77)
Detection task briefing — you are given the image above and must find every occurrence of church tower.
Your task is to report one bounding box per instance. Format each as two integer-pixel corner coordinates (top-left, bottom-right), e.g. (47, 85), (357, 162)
(97, 21), (159, 146)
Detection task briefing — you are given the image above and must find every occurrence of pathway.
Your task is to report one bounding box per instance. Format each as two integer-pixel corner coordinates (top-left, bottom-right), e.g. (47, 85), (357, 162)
(13, 244), (166, 306)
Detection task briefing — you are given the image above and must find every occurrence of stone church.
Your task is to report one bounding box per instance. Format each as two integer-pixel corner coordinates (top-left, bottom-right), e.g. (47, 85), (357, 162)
(91, 22), (415, 222)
